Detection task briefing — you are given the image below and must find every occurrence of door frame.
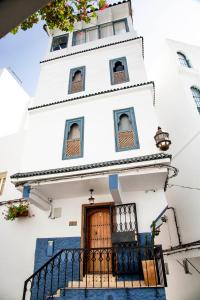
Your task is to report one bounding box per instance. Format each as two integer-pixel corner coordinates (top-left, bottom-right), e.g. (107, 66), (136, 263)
(81, 202), (114, 277)
(81, 202), (114, 250)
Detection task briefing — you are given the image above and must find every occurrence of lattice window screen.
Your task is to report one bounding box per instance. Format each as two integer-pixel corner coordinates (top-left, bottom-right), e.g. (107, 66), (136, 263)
(66, 139), (81, 157)
(118, 131), (134, 149)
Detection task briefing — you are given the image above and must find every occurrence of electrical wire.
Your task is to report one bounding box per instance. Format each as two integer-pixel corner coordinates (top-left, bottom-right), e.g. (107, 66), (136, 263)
(168, 184), (200, 191)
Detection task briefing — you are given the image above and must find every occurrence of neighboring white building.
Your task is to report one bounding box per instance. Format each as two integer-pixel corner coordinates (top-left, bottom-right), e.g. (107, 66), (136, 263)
(152, 39), (200, 300)
(0, 2), (173, 300)
(0, 68), (29, 138)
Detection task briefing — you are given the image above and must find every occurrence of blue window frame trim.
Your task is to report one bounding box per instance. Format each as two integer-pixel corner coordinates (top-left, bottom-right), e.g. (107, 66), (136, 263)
(68, 66), (86, 94)
(62, 117), (84, 160)
(72, 18), (129, 46)
(177, 51), (191, 68)
(113, 107), (140, 152)
(50, 34), (68, 52)
(109, 57), (130, 85)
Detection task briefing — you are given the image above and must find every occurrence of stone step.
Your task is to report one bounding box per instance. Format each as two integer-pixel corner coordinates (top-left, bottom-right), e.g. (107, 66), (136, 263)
(67, 280), (147, 288)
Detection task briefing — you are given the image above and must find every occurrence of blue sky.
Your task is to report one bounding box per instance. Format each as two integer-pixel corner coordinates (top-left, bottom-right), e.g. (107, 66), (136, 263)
(0, 21), (48, 96)
(0, 0), (199, 96)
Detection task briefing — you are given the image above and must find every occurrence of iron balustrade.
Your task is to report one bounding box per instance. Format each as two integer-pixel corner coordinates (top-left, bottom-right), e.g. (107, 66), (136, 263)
(22, 244), (167, 300)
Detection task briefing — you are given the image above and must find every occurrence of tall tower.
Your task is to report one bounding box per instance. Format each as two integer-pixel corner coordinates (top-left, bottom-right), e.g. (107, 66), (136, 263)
(0, 1), (172, 299)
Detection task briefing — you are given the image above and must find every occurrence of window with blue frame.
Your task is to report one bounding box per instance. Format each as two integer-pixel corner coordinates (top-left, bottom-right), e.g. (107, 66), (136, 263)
(110, 57), (129, 85)
(62, 117), (84, 159)
(113, 107), (139, 151)
(177, 52), (191, 68)
(68, 66), (85, 94)
(72, 18), (129, 46)
(191, 86), (200, 113)
(51, 34), (68, 52)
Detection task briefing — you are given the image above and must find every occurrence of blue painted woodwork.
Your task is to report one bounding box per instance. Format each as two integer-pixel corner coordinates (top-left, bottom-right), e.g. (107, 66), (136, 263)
(113, 107), (140, 152)
(62, 117), (84, 160)
(23, 185), (30, 198)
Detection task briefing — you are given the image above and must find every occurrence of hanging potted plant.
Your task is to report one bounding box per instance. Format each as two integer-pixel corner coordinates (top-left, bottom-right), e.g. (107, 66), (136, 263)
(141, 221), (158, 286)
(3, 201), (29, 221)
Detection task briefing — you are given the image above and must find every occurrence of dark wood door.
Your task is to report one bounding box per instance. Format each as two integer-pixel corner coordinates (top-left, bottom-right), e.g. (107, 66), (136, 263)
(86, 207), (112, 273)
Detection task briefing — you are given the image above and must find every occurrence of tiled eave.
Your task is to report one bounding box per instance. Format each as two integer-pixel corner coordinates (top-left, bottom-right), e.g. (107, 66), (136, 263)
(11, 153), (171, 183)
(40, 37), (144, 64)
(28, 81), (155, 111)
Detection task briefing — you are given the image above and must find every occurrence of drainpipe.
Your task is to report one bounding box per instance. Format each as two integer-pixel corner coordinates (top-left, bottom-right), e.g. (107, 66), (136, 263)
(168, 207), (182, 246)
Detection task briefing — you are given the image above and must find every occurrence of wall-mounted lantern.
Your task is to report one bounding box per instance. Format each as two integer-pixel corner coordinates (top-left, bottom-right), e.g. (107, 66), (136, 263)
(154, 127), (171, 151)
(88, 189), (95, 205)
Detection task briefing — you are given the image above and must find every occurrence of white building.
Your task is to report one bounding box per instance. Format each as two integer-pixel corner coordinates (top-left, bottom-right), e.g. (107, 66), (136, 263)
(0, 2), (172, 299)
(152, 39), (200, 300)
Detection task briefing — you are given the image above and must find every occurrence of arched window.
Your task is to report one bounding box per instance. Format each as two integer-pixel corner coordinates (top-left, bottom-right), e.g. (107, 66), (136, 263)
(69, 66), (85, 94)
(177, 52), (191, 68)
(114, 61), (124, 73)
(114, 108), (139, 151)
(110, 57), (129, 85)
(68, 123), (80, 140)
(63, 117), (84, 159)
(118, 114), (132, 131)
(72, 70), (82, 83)
(191, 87), (200, 113)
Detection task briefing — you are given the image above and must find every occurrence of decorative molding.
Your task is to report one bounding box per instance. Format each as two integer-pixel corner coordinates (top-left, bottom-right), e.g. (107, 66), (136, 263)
(10, 153), (171, 179)
(28, 81), (155, 111)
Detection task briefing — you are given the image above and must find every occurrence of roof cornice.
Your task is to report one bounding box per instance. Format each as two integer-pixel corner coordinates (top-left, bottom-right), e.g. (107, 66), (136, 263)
(40, 36), (144, 64)
(29, 81), (155, 111)
(10, 153), (171, 180)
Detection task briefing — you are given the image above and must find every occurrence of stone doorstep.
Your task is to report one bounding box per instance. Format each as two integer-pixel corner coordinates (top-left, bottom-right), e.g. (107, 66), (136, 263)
(52, 276), (162, 298)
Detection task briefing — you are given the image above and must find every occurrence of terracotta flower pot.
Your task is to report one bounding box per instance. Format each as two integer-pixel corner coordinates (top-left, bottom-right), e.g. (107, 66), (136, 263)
(16, 210), (29, 218)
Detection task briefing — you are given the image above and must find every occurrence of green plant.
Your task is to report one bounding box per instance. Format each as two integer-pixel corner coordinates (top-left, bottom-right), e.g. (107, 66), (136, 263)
(11, 0), (109, 34)
(3, 202), (29, 221)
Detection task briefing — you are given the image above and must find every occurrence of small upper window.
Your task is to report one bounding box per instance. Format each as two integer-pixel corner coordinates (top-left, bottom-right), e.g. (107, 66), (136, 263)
(177, 52), (191, 68)
(51, 34), (68, 52)
(0, 172), (6, 196)
(68, 66), (86, 94)
(110, 57), (129, 85)
(191, 86), (200, 113)
(100, 23), (114, 38)
(113, 20), (128, 35)
(73, 19), (129, 46)
(62, 117), (84, 159)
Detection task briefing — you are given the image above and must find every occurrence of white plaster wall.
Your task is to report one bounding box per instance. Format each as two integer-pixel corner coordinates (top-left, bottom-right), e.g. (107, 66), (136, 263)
(165, 256), (200, 300)
(0, 68), (30, 137)
(20, 86), (159, 172)
(155, 39), (200, 244)
(0, 187), (166, 300)
(34, 38), (146, 106)
(154, 39), (200, 300)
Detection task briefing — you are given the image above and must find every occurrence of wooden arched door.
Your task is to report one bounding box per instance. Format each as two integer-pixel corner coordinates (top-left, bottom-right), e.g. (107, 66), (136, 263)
(86, 207), (112, 273)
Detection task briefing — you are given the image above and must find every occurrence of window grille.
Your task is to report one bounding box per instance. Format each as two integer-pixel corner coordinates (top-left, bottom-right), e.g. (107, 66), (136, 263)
(191, 86), (200, 113)
(51, 34), (68, 51)
(113, 108), (139, 152)
(177, 52), (191, 68)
